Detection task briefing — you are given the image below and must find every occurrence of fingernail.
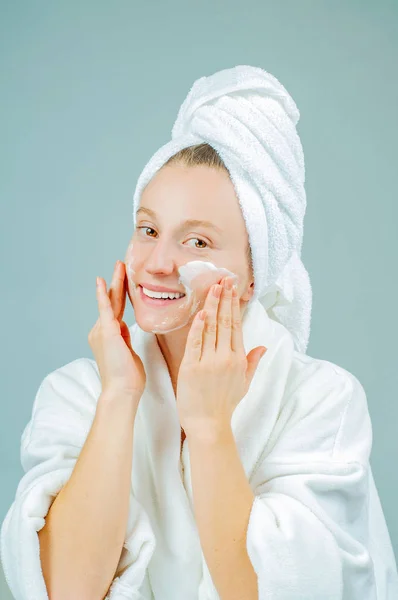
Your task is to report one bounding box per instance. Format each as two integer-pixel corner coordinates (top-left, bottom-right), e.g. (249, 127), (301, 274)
(213, 284), (222, 298)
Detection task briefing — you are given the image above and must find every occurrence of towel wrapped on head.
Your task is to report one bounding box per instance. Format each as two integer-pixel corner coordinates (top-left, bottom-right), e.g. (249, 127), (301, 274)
(133, 64), (312, 353)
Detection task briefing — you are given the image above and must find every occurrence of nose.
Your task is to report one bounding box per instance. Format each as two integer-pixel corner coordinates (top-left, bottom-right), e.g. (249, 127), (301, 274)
(144, 239), (180, 277)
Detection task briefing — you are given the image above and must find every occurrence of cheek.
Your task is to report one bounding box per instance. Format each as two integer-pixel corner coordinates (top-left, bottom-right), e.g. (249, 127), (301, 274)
(124, 239), (141, 285)
(126, 280), (135, 306)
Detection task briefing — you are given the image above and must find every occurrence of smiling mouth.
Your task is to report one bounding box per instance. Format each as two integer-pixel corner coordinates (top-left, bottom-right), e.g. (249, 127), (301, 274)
(139, 285), (186, 304)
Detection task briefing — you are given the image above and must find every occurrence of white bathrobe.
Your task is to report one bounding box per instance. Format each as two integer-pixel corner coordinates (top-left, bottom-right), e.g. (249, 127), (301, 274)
(1, 299), (397, 600)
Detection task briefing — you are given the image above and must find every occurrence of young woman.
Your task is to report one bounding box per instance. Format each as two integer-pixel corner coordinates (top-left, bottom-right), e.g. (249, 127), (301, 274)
(2, 66), (397, 600)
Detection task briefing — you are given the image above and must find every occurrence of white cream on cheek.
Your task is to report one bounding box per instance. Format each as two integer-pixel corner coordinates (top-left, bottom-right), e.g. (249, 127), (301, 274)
(178, 260), (238, 298)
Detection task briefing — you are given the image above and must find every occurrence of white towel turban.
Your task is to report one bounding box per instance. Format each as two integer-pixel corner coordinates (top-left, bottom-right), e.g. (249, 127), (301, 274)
(132, 65), (312, 354)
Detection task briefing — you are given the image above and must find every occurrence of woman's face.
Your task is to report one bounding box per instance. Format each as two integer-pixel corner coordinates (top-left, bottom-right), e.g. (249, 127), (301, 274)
(124, 163), (254, 333)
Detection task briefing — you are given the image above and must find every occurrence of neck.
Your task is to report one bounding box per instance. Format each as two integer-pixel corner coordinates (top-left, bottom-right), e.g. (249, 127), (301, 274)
(155, 327), (189, 397)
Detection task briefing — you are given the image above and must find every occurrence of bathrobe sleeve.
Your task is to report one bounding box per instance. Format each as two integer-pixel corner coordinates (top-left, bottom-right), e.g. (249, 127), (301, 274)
(0, 358), (156, 600)
(245, 360), (377, 600)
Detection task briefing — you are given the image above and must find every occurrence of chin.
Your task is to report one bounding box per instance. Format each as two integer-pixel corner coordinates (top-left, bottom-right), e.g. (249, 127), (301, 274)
(132, 306), (195, 335)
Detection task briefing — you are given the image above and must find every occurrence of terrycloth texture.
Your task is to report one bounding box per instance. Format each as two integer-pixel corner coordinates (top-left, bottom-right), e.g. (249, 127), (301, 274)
(132, 64), (312, 353)
(1, 300), (398, 599)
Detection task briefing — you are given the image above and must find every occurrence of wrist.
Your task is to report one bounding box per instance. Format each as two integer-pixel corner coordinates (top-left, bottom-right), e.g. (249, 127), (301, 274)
(102, 384), (141, 398)
(185, 419), (233, 445)
(99, 387), (141, 410)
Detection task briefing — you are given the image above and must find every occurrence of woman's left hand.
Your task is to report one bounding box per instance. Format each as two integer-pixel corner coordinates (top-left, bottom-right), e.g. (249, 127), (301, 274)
(176, 275), (267, 439)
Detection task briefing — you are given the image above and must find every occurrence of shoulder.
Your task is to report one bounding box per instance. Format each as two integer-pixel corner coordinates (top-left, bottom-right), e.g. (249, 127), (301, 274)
(278, 350), (372, 463)
(22, 357), (102, 451)
(288, 350), (366, 405)
(42, 356), (101, 397)
(36, 357), (101, 411)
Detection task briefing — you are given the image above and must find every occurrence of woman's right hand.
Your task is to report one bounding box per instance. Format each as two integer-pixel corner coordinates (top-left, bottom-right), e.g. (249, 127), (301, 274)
(88, 260), (146, 404)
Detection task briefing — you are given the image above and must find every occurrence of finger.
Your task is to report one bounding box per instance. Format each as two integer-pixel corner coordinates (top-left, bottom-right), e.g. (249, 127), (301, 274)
(120, 320), (133, 351)
(96, 277), (119, 332)
(108, 261), (126, 321)
(184, 309), (206, 363)
(119, 263), (127, 318)
(202, 282), (222, 355)
(231, 283), (244, 354)
(216, 277), (232, 352)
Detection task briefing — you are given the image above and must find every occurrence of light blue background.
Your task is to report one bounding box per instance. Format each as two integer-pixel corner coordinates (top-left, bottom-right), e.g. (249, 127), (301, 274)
(1, 1), (397, 596)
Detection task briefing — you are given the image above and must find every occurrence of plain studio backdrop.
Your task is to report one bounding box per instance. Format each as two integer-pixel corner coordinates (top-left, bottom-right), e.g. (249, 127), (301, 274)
(0, 1), (397, 597)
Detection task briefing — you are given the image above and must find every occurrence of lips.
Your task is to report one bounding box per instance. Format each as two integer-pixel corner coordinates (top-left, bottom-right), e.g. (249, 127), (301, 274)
(140, 283), (185, 293)
(139, 285), (186, 306)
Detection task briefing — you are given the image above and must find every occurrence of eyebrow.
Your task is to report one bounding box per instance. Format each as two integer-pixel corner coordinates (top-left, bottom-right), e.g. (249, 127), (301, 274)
(136, 207), (223, 235)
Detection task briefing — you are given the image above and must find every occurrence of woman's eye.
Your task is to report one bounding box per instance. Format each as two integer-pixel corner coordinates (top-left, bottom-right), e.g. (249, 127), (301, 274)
(137, 226), (157, 238)
(136, 226), (208, 250)
(186, 238), (208, 249)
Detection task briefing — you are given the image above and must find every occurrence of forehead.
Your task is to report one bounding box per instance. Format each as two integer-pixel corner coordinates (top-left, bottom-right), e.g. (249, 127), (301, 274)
(138, 165), (247, 237)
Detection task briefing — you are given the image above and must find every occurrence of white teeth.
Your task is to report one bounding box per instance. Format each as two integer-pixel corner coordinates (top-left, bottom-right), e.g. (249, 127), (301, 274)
(142, 286), (185, 300)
